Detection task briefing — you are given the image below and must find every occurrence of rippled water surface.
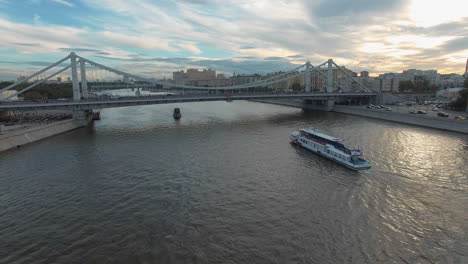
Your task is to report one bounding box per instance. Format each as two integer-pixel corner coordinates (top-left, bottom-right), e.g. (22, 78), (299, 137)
(1, 101), (467, 263)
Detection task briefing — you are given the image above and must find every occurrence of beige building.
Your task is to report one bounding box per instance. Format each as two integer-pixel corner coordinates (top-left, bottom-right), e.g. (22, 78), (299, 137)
(173, 68), (216, 85)
(231, 74), (262, 86)
(0, 90), (18, 100)
(188, 78), (232, 87)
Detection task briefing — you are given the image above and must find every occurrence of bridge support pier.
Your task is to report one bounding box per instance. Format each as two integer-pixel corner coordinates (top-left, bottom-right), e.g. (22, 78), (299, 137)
(302, 99), (334, 112)
(73, 110), (93, 126)
(0, 111), (9, 121)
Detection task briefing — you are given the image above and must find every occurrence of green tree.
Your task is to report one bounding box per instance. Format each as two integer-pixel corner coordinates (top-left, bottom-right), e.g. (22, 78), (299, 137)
(449, 87), (468, 110)
(291, 82), (302, 92)
(399, 80), (413, 92)
(23, 91), (44, 100)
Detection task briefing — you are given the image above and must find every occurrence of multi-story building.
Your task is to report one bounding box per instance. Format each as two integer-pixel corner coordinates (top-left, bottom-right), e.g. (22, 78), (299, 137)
(231, 74), (262, 86)
(437, 73), (465, 88)
(173, 68), (216, 85)
(188, 78), (232, 87)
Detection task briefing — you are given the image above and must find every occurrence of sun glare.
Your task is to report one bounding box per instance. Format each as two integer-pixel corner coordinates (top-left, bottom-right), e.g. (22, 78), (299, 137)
(409, 0), (468, 27)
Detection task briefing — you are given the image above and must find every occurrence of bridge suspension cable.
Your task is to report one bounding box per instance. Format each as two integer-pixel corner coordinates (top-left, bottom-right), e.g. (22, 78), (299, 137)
(4, 65), (72, 100)
(331, 60), (370, 92)
(79, 56), (308, 90)
(0, 55), (71, 94)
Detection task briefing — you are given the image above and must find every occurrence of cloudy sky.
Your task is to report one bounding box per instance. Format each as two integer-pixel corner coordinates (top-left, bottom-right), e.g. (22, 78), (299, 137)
(0, 0), (467, 80)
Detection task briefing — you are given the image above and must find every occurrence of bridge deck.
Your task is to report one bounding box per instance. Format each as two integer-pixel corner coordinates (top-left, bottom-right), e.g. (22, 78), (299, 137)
(0, 92), (375, 111)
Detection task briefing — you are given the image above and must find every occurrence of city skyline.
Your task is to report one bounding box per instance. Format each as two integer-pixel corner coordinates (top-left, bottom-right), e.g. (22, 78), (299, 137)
(0, 0), (467, 80)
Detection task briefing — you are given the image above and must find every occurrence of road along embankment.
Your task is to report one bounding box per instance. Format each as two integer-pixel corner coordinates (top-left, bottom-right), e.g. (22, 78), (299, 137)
(0, 119), (85, 152)
(333, 106), (468, 133)
(250, 99), (468, 134)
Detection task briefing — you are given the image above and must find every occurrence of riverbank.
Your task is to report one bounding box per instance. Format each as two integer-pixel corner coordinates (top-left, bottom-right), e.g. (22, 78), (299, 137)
(0, 119), (85, 152)
(251, 99), (468, 133)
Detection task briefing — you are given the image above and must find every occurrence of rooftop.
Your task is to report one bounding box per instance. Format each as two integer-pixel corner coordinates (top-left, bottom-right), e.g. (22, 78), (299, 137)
(301, 128), (342, 142)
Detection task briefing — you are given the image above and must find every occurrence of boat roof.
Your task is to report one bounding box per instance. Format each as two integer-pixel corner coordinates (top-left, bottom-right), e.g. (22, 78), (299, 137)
(301, 128), (342, 142)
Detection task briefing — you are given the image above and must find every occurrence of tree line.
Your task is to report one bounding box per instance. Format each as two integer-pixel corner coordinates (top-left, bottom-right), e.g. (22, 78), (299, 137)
(448, 78), (468, 110)
(0, 82), (73, 100)
(398, 78), (438, 93)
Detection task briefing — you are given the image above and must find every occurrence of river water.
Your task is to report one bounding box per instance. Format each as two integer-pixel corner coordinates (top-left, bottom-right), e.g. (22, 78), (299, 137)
(1, 101), (467, 263)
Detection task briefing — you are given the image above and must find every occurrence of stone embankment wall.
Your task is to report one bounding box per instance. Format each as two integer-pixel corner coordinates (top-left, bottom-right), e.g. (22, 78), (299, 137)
(0, 119), (85, 152)
(377, 93), (435, 105)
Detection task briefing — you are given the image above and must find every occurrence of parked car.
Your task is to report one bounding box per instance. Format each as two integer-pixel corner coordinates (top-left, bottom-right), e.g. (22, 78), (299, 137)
(437, 112), (449, 117)
(366, 105), (374, 109)
(432, 107), (439, 111)
(417, 110), (426, 114)
(409, 108), (417, 114)
(383, 107), (392, 111)
(454, 116), (466, 120)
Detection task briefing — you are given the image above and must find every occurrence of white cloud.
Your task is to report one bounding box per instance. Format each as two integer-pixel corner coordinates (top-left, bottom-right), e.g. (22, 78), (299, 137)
(99, 31), (176, 52)
(0, 18), (87, 53)
(2, 0), (468, 79)
(49, 0), (74, 7)
(176, 42), (202, 55)
(409, 0), (468, 27)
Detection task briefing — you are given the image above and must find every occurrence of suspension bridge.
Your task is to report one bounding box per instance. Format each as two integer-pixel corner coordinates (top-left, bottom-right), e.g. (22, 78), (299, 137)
(0, 52), (376, 118)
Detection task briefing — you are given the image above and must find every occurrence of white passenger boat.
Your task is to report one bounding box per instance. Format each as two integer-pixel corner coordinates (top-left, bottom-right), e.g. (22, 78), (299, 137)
(290, 128), (371, 170)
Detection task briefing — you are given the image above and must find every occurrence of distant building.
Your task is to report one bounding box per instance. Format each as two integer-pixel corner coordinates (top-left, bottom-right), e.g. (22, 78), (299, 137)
(436, 87), (466, 101)
(360, 71), (369, 77)
(173, 68), (216, 85)
(438, 73), (465, 88)
(0, 90), (18, 100)
(57, 76), (62, 83)
(231, 74), (261, 86)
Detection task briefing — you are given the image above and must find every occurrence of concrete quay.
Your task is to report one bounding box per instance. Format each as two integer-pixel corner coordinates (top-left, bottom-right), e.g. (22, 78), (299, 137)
(0, 110), (92, 152)
(0, 119), (86, 152)
(252, 99), (468, 134)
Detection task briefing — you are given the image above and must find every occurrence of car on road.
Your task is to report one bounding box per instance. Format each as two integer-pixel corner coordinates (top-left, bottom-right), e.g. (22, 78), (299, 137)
(432, 107), (439, 111)
(454, 116), (466, 120)
(383, 106), (392, 111)
(417, 110), (426, 114)
(409, 108), (417, 114)
(437, 112), (449, 117)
